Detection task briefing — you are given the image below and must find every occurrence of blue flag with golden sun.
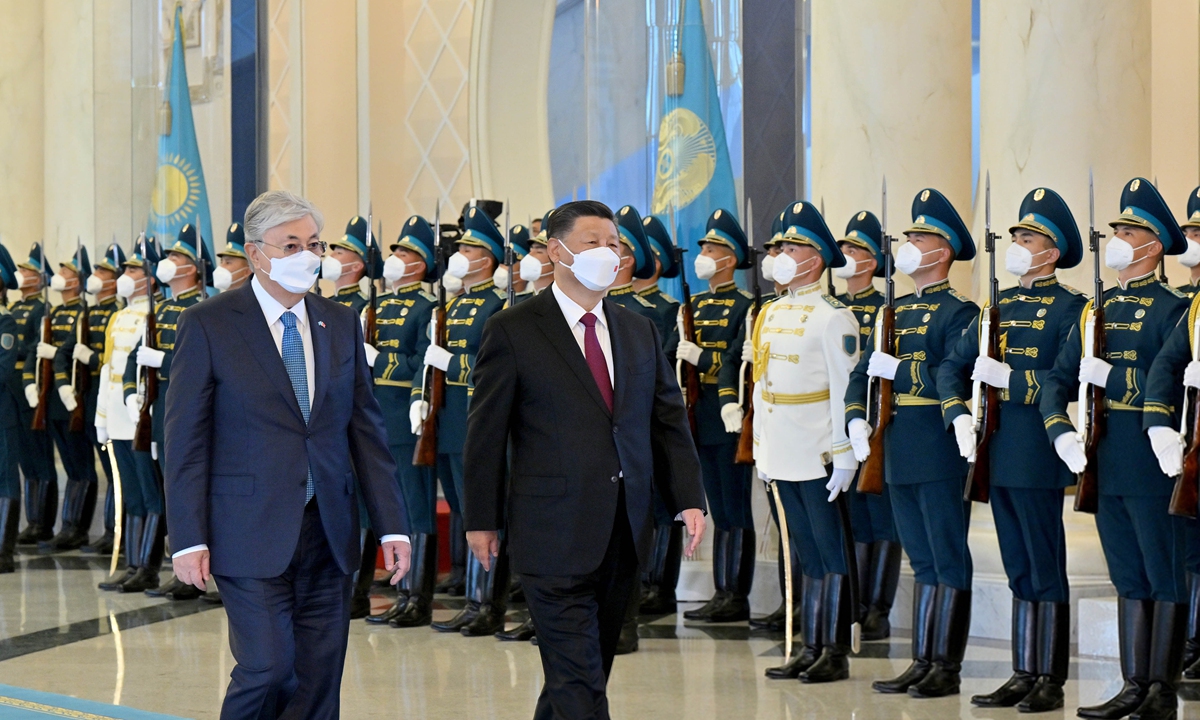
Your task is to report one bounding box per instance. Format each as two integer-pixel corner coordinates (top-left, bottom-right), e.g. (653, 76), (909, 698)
(651, 0), (737, 289)
(147, 6), (212, 258)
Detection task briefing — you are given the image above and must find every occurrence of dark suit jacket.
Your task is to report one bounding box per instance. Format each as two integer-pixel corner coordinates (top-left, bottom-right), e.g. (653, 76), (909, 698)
(163, 282), (408, 578)
(462, 286), (705, 576)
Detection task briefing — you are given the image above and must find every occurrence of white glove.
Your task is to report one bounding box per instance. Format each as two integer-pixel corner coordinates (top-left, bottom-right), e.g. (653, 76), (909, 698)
(24, 384), (38, 408)
(364, 344), (379, 368)
(741, 339), (753, 363)
(1148, 426), (1185, 478)
(424, 345), (453, 372)
(126, 395), (142, 424)
(757, 468), (770, 484)
(867, 352), (902, 380)
(825, 468), (856, 502)
(137, 346), (165, 368)
(36, 342), (56, 360)
(1053, 433), (1087, 474)
(972, 355), (1011, 389)
(951, 414), (976, 461)
(151, 441), (157, 461)
(720, 403), (743, 433)
(72, 343), (94, 365)
(58, 386), (77, 413)
(1079, 357), (1112, 388)
(410, 400), (429, 435)
(1184, 361), (1200, 389)
(677, 340), (703, 366)
(96, 426), (109, 444)
(848, 418), (873, 462)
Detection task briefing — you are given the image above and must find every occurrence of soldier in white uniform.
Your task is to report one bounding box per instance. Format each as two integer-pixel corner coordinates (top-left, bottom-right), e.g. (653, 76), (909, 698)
(754, 201), (861, 684)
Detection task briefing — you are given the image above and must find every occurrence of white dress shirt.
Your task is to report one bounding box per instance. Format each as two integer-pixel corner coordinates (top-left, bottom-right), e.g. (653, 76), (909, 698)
(174, 279), (406, 560)
(551, 282), (614, 383)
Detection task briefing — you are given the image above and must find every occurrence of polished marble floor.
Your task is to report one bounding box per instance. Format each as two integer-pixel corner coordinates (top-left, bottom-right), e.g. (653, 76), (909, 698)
(0, 547), (1192, 719)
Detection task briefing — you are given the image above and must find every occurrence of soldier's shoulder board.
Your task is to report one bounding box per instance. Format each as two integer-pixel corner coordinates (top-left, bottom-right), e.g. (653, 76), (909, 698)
(633, 294), (656, 308)
(821, 294), (846, 309)
(738, 288), (754, 300)
(658, 291), (679, 305)
(1161, 282), (1188, 299)
(492, 288), (507, 301)
(419, 290), (437, 303)
(1058, 282), (1085, 296)
(948, 288), (972, 304)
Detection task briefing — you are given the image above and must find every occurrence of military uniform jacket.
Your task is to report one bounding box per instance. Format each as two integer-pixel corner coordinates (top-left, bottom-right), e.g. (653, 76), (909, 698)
(751, 281), (859, 482)
(838, 286), (883, 353)
(21, 297), (86, 422)
(688, 280), (753, 446)
(0, 307), (18, 430)
(94, 297), (150, 441)
(334, 285), (367, 315)
(1177, 280), (1199, 300)
(637, 284), (681, 360)
(1145, 292), (1200, 439)
(78, 296), (119, 423)
(121, 288), (203, 413)
(938, 276), (1087, 489)
(845, 279), (979, 485)
(371, 282), (435, 444)
(608, 284), (662, 328)
(1041, 272), (1188, 497)
(7, 295), (43, 406)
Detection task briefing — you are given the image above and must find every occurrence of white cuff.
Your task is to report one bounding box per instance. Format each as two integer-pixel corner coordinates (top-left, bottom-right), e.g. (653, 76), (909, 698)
(379, 534), (410, 544)
(171, 543), (208, 559)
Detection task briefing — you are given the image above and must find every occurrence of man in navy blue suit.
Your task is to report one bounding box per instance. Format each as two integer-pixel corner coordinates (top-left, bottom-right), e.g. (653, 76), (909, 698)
(164, 190), (411, 720)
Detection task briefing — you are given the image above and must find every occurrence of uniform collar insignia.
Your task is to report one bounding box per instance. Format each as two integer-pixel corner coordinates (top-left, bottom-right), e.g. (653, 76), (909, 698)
(394, 281), (422, 294)
(851, 286), (878, 300)
(1126, 272), (1157, 289)
(787, 281), (823, 298)
(714, 280), (739, 293)
(914, 278), (950, 298)
(607, 283), (635, 296)
(337, 285), (360, 296)
(468, 278), (496, 293)
(636, 283), (659, 296)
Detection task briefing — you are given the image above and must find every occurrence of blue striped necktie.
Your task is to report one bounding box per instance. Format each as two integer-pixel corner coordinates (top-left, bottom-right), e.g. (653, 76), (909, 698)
(280, 311), (313, 502)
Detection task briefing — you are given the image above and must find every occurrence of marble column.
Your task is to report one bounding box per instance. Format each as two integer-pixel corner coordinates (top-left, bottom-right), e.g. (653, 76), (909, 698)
(811, 0), (973, 300)
(0, 1), (44, 258)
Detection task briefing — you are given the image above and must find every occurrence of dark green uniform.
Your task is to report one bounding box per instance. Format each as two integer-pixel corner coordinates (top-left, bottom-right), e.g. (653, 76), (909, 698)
(333, 285), (367, 315)
(637, 283), (680, 363)
(1178, 280), (1199, 299)
(0, 306), (18, 500)
(10, 295), (56, 493)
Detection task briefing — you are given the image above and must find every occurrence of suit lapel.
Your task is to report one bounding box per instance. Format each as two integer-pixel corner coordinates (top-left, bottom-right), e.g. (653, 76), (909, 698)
(231, 285), (305, 426)
(307, 298), (331, 422)
(534, 289), (611, 417)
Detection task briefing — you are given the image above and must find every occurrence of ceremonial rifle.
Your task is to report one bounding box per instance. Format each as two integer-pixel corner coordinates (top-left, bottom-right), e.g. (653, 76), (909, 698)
(1075, 171), (1105, 514)
(673, 209), (700, 438)
(965, 174), (1000, 503)
(414, 203), (446, 467)
(821, 197), (835, 295)
(857, 178), (894, 495)
(735, 199), (758, 465)
(69, 237), (90, 432)
(364, 205), (378, 343)
(504, 199), (515, 307)
(31, 242), (53, 431)
(134, 233), (157, 453)
(1171, 311), (1200, 518)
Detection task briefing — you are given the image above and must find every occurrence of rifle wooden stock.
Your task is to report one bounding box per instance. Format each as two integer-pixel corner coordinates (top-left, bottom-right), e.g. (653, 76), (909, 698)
(69, 300), (91, 433)
(413, 303), (446, 467)
(1172, 387), (1200, 518)
(965, 304), (1000, 503)
(364, 299), (377, 349)
(133, 310), (157, 453)
(31, 312), (52, 431)
(1075, 306), (1105, 514)
(735, 377), (755, 464)
(857, 305), (895, 496)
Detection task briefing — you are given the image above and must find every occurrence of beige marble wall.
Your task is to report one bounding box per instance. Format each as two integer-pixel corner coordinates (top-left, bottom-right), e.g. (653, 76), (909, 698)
(1151, 0), (1200, 256)
(811, 0), (974, 299)
(0, 1), (44, 260)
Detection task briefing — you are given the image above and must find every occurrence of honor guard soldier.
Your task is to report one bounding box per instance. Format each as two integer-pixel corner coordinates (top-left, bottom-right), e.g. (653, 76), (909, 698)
(1174, 187), (1200, 683)
(214, 223), (251, 292)
(96, 241), (162, 592)
(13, 244), (58, 544)
(363, 216), (440, 628)
(61, 243), (124, 554)
(846, 188), (979, 698)
(325, 216), (370, 313)
(1045, 178), (1191, 720)
(678, 209), (757, 624)
(420, 205), (511, 636)
(833, 210), (902, 642)
(122, 225), (209, 596)
(607, 206), (663, 322)
(1174, 187), (1200, 299)
(496, 223), (534, 303)
(635, 214), (683, 363)
(516, 211), (555, 297)
(939, 188), (1086, 712)
(0, 244), (22, 572)
(753, 202), (860, 683)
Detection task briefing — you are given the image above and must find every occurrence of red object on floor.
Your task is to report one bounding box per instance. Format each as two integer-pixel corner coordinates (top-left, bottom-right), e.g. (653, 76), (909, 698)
(375, 500), (452, 571)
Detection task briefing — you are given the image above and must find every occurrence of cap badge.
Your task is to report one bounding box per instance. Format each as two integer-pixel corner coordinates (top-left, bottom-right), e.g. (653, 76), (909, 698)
(1034, 188), (1045, 201)
(857, 211), (866, 221)
(920, 190), (931, 202)
(1130, 179), (1141, 192)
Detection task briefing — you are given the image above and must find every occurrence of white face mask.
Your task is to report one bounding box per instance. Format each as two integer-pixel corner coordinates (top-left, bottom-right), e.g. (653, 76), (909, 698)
(833, 257), (860, 279)
(446, 251), (487, 279)
(894, 243), (942, 276)
(321, 255), (344, 282)
(760, 253), (775, 281)
(519, 253), (548, 282)
(383, 255), (423, 284)
(85, 275), (107, 294)
(1005, 243), (1054, 277)
(256, 249), (321, 294)
(1104, 236), (1155, 271)
(558, 242), (621, 292)
(493, 265), (511, 290)
(116, 274), (142, 299)
(772, 251), (820, 285)
(213, 265), (250, 292)
(1180, 239), (1200, 269)
(50, 274), (71, 292)
(694, 254), (728, 281)
(441, 274), (463, 294)
(156, 258), (191, 284)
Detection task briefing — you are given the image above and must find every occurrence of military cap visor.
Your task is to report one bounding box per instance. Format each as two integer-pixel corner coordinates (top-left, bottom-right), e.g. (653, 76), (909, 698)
(1183, 187), (1200, 229)
(18, 244), (53, 281)
(1108, 177), (1187, 255)
(459, 208), (506, 263)
(779, 201), (845, 268)
(0, 245), (17, 290)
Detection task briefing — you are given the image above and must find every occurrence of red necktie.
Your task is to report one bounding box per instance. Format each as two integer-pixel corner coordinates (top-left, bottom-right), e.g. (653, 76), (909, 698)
(580, 312), (613, 412)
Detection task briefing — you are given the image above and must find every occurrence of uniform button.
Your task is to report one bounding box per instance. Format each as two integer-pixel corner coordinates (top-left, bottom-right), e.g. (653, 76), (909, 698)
(610, 476), (618, 484)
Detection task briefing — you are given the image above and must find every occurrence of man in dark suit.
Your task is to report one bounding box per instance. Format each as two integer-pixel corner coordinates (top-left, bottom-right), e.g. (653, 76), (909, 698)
(164, 190), (411, 720)
(462, 200), (707, 719)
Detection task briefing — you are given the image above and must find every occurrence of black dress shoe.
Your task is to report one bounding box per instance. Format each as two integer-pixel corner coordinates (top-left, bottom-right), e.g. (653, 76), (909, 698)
(366, 601), (407, 625)
(638, 588), (677, 615)
(765, 646), (820, 679)
(391, 598), (433, 628)
(615, 622), (638, 655)
(1130, 681), (1178, 720)
(99, 568), (136, 591)
(163, 581), (203, 601)
(1078, 680), (1150, 719)
(873, 660), (932, 693)
(118, 567), (161, 593)
(432, 604), (480, 633)
(705, 594), (750, 623)
(41, 527), (89, 552)
(800, 648), (849, 684)
(495, 617), (536, 642)
(972, 672), (1037, 707)
(908, 663), (961, 698)
(1018, 676), (1064, 713)
(460, 605), (506, 637)
(145, 575), (183, 598)
(82, 532), (115, 555)
(749, 602), (788, 631)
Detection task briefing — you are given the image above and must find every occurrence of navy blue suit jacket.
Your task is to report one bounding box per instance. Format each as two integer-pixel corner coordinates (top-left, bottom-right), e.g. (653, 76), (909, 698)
(163, 282), (408, 578)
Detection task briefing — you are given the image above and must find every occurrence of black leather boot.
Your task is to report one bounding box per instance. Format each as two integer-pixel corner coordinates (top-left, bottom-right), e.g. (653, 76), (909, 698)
(496, 616), (536, 641)
(1018, 601), (1069, 713)
(1078, 597), (1153, 719)
(750, 540), (791, 631)
(119, 514), (163, 593)
(766, 574), (824, 679)
(387, 534), (438, 628)
(874, 582), (937, 693)
(972, 598), (1037, 706)
(640, 525), (681, 614)
(0, 498), (19, 573)
(350, 530), (378, 619)
(461, 541), (510, 636)
(42, 479), (90, 551)
(861, 540), (901, 641)
(435, 512), (466, 596)
(909, 585), (971, 698)
(684, 529), (730, 620)
(707, 528), (754, 623)
(17, 478), (54, 544)
(1129, 602), (1187, 720)
(855, 542), (871, 618)
(100, 515), (142, 590)
(801, 573), (851, 683)
(1184, 574), (1200, 679)
(434, 549), (487, 633)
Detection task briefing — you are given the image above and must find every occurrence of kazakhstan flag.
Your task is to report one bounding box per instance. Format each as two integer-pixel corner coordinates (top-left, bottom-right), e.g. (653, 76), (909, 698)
(147, 5), (213, 258)
(651, 0), (738, 289)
